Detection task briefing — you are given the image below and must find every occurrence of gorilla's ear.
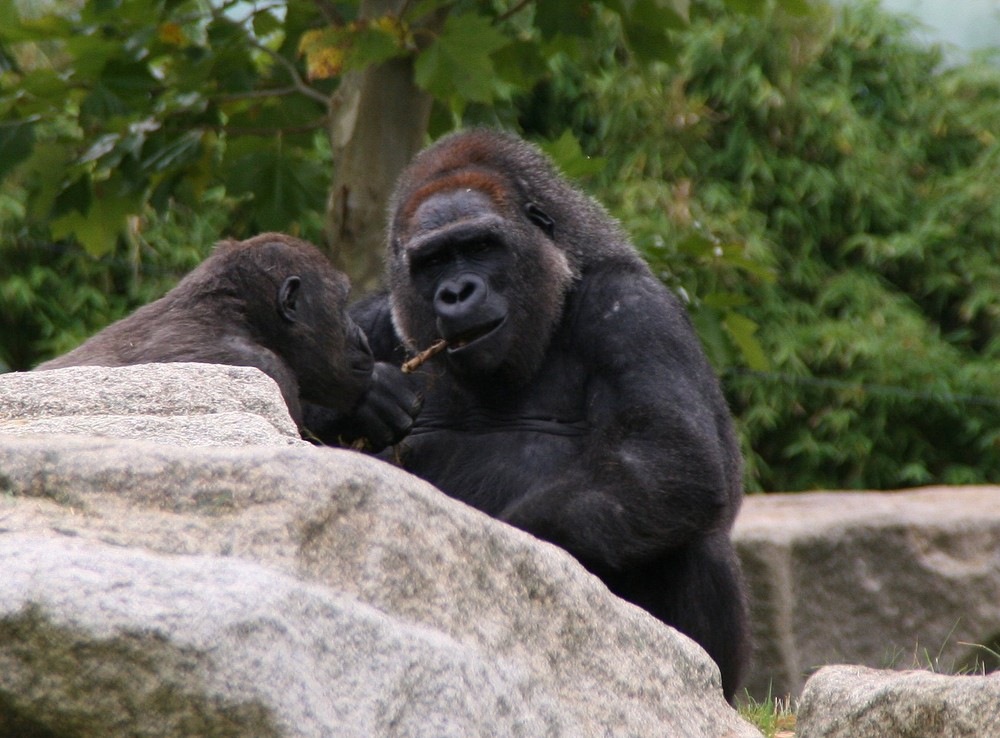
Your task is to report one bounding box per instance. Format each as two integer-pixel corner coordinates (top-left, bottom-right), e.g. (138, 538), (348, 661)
(524, 202), (555, 238)
(278, 276), (301, 323)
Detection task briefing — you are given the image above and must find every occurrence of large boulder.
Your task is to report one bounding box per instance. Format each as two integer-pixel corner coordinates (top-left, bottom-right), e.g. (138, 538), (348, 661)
(796, 665), (1000, 738)
(735, 488), (1000, 698)
(1, 363), (306, 446)
(0, 365), (758, 737)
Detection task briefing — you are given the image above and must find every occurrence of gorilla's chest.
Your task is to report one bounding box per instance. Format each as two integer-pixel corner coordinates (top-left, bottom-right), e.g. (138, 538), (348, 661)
(398, 349), (592, 512)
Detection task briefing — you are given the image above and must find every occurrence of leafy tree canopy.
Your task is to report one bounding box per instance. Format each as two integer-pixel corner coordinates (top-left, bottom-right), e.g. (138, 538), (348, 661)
(0, 0), (803, 257)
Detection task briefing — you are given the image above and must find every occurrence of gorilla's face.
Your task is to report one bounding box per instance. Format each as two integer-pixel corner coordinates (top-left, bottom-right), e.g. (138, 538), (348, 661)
(282, 268), (374, 411)
(389, 183), (572, 384)
(254, 238), (374, 412)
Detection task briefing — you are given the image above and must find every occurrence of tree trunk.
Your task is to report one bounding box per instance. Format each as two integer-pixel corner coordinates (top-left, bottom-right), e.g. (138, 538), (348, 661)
(324, 53), (433, 294)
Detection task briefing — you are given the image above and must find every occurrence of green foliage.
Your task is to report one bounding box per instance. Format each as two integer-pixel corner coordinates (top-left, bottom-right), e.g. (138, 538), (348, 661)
(0, 0), (801, 259)
(0, 0), (627, 258)
(545, 0), (1000, 490)
(0, 0), (331, 259)
(0, 185), (230, 371)
(415, 13), (511, 108)
(737, 688), (796, 737)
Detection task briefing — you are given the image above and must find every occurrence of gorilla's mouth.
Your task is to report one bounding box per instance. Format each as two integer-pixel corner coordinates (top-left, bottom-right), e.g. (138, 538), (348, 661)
(447, 318), (505, 352)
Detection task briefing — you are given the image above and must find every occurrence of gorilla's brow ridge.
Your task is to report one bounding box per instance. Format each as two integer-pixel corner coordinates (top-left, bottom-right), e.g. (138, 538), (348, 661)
(401, 169), (511, 222)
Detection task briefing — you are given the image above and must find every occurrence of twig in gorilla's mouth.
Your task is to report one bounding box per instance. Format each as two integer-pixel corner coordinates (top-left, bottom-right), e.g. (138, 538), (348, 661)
(402, 339), (448, 373)
(402, 320), (504, 373)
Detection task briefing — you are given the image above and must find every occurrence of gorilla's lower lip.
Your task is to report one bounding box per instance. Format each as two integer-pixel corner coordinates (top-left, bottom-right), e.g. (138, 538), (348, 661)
(447, 319), (505, 352)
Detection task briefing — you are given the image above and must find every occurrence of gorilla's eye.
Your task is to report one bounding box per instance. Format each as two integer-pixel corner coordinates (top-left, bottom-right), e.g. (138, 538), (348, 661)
(410, 249), (448, 274)
(524, 202), (555, 238)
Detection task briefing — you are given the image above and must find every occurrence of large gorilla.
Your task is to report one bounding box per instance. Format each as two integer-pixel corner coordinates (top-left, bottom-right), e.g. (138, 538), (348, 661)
(347, 129), (750, 698)
(36, 233), (396, 438)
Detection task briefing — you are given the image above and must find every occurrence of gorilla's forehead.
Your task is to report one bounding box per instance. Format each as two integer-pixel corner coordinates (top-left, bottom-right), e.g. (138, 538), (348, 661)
(408, 187), (500, 236)
(401, 169), (512, 223)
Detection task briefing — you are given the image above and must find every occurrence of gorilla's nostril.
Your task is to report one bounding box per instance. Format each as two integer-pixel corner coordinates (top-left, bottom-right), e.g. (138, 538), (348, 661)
(435, 274), (486, 314)
(458, 282), (476, 301)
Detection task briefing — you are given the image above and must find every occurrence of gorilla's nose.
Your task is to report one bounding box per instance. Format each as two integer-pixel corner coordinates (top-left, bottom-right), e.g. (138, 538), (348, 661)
(434, 274), (487, 319)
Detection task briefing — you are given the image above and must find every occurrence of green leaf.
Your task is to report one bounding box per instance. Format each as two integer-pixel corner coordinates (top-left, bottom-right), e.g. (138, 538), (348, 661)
(491, 40), (548, 91)
(626, 0), (688, 28)
(300, 19), (407, 78)
(0, 3), (20, 41)
(415, 13), (509, 104)
(703, 292), (750, 309)
(19, 69), (69, 100)
(207, 19), (258, 92)
(253, 9), (283, 38)
(538, 130), (606, 179)
(20, 142), (75, 221)
(724, 312), (770, 371)
(141, 131), (203, 174)
(351, 26), (406, 69)
(676, 233), (716, 257)
(621, 0), (687, 62)
(0, 120), (35, 179)
(50, 192), (139, 257)
(52, 176), (93, 220)
(0, 41), (17, 74)
(80, 83), (130, 121)
(0, 12), (75, 43)
(690, 308), (731, 369)
(776, 0), (812, 16)
(225, 147), (326, 232)
(723, 0), (768, 16)
(65, 35), (121, 77)
(535, 0), (595, 39)
(100, 58), (158, 100)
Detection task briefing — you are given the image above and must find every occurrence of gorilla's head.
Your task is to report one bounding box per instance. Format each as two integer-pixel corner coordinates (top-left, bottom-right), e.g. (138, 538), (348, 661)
(210, 234), (374, 411)
(386, 128), (627, 385)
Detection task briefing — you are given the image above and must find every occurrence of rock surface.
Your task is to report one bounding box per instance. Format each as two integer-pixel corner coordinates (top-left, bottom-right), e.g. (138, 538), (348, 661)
(735, 487), (1000, 698)
(796, 665), (1000, 738)
(0, 364), (757, 737)
(1, 363), (306, 446)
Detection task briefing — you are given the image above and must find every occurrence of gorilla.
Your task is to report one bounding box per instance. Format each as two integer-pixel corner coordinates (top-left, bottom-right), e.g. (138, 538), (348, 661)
(334, 129), (750, 699)
(37, 233), (414, 443)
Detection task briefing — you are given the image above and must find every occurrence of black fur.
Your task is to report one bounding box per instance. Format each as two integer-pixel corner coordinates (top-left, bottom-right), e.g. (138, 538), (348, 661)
(355, 129), (750, 699)
(37, 233), (375, 430)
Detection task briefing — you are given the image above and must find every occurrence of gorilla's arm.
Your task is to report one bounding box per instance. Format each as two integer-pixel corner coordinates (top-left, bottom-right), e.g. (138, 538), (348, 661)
(499, 266), (742, 572)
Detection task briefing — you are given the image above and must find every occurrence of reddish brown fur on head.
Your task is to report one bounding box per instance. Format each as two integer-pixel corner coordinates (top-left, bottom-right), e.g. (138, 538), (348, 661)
(400, 169), (512, 224)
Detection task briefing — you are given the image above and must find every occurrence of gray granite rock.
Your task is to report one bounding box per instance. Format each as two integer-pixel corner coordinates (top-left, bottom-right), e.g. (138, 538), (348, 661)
(0, 434), (759, 737)
(0, 363), (305, 445)
(796, 665), (1000, 738)
(735, 487), (1000, 697)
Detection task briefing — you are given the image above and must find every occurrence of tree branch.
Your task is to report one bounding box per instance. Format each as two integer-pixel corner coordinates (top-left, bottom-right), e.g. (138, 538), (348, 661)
(497, 0), (531, 22)
(247, 38), (331, 108)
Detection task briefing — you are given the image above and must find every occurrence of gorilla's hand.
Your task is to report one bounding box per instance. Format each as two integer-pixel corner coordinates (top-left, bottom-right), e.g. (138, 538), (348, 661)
(302, 362), (421, 452)
(349, 362), (422, 450)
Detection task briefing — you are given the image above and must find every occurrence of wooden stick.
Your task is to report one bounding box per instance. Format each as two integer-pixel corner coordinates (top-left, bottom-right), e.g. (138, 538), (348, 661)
(402, 338), (448, 373)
